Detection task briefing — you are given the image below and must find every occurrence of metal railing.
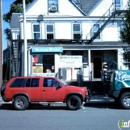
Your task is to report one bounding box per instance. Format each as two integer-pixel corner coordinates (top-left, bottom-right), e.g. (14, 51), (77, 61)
(86, 2), (127, 44)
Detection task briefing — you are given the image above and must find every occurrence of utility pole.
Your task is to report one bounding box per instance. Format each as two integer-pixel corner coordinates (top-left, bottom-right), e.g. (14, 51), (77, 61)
(23, 0), (27, 76)
(0, 0), (3, 85)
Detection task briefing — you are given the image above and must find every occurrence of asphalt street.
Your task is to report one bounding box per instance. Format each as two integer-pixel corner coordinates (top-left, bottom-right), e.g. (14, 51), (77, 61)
(0, 99), (129, 130)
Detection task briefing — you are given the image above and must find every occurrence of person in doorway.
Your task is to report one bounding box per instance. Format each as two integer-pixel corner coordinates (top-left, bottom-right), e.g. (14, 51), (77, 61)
(46, 69), (51, 73)
(77, 68), (83, 87)
(51, 65), (55, 73)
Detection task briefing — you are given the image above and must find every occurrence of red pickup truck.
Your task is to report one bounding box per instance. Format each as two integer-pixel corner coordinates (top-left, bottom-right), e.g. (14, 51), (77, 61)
(1, 76), (88, 110)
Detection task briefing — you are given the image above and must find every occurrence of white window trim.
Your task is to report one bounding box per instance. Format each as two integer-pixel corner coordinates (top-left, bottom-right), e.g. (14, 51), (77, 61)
(72, 23), (81, 39)
(46, 24), (55, 39)
(32, 23), (41, 39)
(114, 0), (122, 10)
(91, 23), (102, 41)
(48, 0), (59, 12)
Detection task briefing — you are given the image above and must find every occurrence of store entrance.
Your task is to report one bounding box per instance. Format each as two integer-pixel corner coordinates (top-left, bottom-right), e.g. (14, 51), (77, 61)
(43, 55), (54, 73)
(93, 57), (102, 78)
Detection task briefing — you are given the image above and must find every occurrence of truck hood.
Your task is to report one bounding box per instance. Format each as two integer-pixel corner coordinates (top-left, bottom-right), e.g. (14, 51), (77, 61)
(64, 85), (87, 91)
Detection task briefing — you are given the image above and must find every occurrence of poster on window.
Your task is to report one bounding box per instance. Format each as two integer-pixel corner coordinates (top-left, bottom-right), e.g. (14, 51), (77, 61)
(32, 66), (43, 73)
(58, 56), (82, 67)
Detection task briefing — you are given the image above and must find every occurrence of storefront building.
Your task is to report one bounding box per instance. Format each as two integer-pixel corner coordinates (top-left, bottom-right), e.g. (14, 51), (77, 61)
(10, 0), (128, 84)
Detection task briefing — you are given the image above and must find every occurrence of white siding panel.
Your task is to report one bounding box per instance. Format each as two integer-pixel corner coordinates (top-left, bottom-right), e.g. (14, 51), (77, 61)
(26, 23), (32, 39)
(20, 22), (32, 39)
(55, 22), (71, 39)
(26, 0), (83, 16)
(26, 0), (48, 15)
(89, 0), (113, 16)
(41, 22), (45, 39)
(102, 27), (118, 41)
(54, 0), (83, 16)
(82, 22), (92, 39)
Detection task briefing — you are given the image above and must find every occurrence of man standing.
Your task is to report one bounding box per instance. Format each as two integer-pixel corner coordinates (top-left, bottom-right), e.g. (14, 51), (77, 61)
(77, 69), (83, 87)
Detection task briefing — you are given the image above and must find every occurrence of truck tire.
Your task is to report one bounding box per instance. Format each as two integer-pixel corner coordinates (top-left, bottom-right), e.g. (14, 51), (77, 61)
(13, 96), (29, 110)
(66, 95), (81, 110)
(119, 92), (130, 109)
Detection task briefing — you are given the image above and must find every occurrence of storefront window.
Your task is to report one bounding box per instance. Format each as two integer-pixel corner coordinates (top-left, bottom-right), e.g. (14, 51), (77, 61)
(32, 54), (55, 73)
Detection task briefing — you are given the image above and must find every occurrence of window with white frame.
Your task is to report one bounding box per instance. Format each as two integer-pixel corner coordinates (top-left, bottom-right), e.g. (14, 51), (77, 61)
(72, 0), (80, 3)
(48, 0), (58, 12)
(92, 24), (100, 40)
(46, 25), (54, 39)
(17, 34), (20, 39)
(115, 0), (121, 10)
(33, 24), (40, 39)
(73, 24), (81, 40)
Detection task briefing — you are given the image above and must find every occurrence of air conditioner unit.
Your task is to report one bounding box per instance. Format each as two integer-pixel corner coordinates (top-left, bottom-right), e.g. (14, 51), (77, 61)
(49, 5), (57, 12)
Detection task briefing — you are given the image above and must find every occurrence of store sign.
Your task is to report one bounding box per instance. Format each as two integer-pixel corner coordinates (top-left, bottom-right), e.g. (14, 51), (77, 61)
(59, 56), (82, 67)
(32, 47), (63, 52)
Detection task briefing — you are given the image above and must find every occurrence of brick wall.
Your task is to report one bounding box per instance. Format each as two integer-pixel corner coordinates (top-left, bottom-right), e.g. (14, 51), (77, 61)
(0, 0), (3, 86)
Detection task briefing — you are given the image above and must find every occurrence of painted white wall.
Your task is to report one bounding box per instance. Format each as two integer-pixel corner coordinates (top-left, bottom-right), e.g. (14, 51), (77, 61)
(89, 0), (113, 16)
(18, 0), (125, 41)
(82, 22), (92, 39)
(117, 49), (128, 70)
(20, 19), (122, 41)
(11, 31), (18, 40)
(55, 22), (71, 39)
(26, 0), (83, 16)
(102, 27), (119, 41)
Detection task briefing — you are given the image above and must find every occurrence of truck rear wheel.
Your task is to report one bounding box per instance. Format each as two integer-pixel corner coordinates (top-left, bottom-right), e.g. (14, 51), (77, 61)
(120, 92), (130, 109)
(66, 95), (81, 110)
(13, 96), (29, 110)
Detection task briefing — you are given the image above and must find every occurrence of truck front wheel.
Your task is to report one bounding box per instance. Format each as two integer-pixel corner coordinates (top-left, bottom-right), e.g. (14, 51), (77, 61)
(66, 95), (81, 110)
(120, 92), (130, 109)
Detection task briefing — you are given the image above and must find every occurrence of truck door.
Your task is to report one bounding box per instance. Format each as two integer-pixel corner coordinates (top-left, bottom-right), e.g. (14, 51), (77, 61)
(41, 78), (65, 101)
(23, 78), (41, 101)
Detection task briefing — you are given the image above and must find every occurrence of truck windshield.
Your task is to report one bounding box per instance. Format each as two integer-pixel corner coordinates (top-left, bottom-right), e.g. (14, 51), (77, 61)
(58, 79), (67, 85)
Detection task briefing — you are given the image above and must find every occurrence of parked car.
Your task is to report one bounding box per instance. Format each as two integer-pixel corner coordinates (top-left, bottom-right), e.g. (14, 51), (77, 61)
(1, 76), (88, 110)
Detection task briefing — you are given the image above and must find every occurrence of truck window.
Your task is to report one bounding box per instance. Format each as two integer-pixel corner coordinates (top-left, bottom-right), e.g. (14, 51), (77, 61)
(43, 78), (60, 87)
(22, 78), (39, 87)
(31, 78), (39, 87)
(10, 79), (24, 87)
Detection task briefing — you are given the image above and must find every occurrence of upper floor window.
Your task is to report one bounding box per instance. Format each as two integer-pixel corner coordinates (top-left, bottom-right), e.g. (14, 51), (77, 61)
(115, 0), (121, 10)
(10, 79), (24, 87)
(48, 0), (58, 12)
(46, 24), (54, 39)
(72, 0), (80, 3)
(17, 34), (20, 39)
(33, 24), (40, 39)
(92, 24), (100, 40)
(73, 24), (81, 40)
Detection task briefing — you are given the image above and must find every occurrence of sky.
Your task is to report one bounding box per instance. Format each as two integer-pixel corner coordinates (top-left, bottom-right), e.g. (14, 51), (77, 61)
(2, 0), (15, 50)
